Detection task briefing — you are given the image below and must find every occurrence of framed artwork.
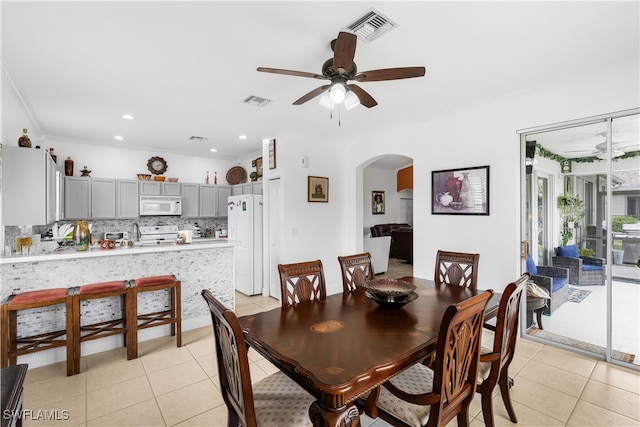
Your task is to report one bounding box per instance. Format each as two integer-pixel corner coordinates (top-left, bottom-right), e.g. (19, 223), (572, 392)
(432, 165), (489, 215)
(268, 139), (276, 169)
(372, 191), (385, 214)
(253, 157), (263, 176)
(308, 176), (329, 203)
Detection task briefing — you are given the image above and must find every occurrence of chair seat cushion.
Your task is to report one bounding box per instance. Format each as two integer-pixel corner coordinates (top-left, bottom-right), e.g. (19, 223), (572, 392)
(376, 363), (435, 427)
(9, 288), (68, 305)
(133, 275), (176, 287)
(582, 264), (603, 271)
(526, 254), (538, 275)
(478, 344), (493, 382)
(550, 277), (569, 292)
(79, 280), (126, 295)
(557, 245), (579, 258)
(253, 371), (314, 427)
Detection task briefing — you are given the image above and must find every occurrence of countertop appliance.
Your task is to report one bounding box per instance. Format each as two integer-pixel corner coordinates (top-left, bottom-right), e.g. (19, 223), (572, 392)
(104, 231), (130, 242)
(228, 195), (263, 296)
(139, 225), (179, 246)
(139, 195), (182, 216)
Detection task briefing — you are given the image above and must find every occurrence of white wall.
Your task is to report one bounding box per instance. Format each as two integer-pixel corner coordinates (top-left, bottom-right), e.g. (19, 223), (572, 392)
(363, 167), (405, 228)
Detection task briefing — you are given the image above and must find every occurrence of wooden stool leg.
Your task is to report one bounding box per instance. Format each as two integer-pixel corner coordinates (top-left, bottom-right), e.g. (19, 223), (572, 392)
(72, 294), (81, 375)
(128, 287), (138, 360)
(175, 282), (181, 347)
(8, 310), (18, 366)
(1, 304), (9, 368)
(66, 295), (74, 376)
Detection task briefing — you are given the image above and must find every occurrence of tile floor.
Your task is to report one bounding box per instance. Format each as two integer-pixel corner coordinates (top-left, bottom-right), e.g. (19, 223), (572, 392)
(18, 259), (640, 426)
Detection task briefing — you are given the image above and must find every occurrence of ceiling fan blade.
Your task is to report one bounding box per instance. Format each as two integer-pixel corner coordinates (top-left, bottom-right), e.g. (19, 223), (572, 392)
(333, 32), (357, 75)
(292, 85), (331, 105)
(349, 84), (378, 108)
(257, 67), (326, 80)
(354, 67), (426, 82)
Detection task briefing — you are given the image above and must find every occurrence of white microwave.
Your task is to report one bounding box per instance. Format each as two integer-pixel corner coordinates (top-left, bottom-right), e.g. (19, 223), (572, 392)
(140, 195), (182, 216)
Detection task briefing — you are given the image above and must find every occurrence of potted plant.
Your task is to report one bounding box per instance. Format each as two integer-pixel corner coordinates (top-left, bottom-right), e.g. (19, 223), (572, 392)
(558, 194), (585, 246)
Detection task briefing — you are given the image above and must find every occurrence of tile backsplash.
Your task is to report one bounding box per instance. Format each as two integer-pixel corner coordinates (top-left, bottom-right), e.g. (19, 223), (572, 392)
(4, 216), (227, 252)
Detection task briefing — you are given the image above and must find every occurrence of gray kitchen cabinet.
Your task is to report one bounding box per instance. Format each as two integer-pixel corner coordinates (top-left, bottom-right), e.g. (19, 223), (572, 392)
(91, 178), (116, 218)
(181, 183), (200, 217)
(139, 181), (181, 195)
(252, 181), (263, 195)
(232, 184), (243, 196)
(239, 181), (262, 195)
(64, 177), (92, 219)
(1, 146), (60, 225)
(199, 184), (216, 217)
(216, 185), (231, 217)
(116, 179), (139, 218)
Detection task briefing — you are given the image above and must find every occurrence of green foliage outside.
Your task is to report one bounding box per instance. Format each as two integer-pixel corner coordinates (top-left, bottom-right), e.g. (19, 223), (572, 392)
(612, 215), (638, 232)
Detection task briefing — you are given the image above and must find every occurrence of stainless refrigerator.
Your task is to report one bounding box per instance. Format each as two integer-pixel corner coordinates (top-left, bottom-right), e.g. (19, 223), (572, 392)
(228, 195), (263, 295)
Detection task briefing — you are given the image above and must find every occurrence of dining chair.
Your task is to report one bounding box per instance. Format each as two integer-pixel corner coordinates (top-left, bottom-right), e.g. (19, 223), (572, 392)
(201, 290), (314, 427)
(363, 289), (494, 427)
(337, 252), (374, 292)
(476, 273), (528, 427)
(278, 260), (327, 307)
(434, 250), (480, 292)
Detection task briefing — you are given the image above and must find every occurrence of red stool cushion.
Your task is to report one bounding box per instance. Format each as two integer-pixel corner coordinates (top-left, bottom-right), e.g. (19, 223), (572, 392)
(79, 281), (126, 295)
(134, 275), (176, 287)
(9, 288), (69, 305)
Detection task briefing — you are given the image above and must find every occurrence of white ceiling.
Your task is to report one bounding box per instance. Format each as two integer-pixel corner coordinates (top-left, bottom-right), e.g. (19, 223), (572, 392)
(2, 1), (639, 166)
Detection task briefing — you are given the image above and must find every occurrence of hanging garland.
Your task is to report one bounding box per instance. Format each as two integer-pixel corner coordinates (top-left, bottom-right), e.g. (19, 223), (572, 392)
(536, 143), (640, 164)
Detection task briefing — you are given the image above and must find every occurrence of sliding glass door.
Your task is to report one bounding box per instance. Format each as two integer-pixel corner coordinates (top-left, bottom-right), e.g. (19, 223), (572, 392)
(519, 109), (639, 370)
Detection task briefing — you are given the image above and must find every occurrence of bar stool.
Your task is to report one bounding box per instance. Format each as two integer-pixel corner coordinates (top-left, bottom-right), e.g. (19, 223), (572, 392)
(129, 275), (181, 359)
(71, 280), (132, 374)
(1, 288), (74, 376)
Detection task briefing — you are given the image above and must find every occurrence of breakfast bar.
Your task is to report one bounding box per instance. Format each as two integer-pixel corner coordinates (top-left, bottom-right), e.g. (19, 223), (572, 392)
(0, 240), (236, 368)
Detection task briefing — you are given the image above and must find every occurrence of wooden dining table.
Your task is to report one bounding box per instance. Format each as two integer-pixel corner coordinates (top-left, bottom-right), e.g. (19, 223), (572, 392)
(238, 276), (501, 427)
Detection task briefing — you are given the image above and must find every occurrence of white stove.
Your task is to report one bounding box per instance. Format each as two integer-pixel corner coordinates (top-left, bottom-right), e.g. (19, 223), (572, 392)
(139, 225), (179, 246)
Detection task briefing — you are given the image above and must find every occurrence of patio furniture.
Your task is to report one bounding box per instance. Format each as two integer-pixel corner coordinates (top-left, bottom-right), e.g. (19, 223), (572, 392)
(477, 273), (528, 427)
(363, 290), (493, 427)
(552, 245), (605, 286)
(277, 260), (327, 307)
(337, 253), (374, 292)
(526, 254), (569, 315)
(201, 290), (314, 427)
(526, 296), (547, 330)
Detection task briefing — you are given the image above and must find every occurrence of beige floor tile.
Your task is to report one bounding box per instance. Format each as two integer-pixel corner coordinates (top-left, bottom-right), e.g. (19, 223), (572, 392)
(83, 347), (128, 369)
(24, 373), (87, 408)
(484, 400), (565, 426)
(517, 359), (589, 397)
(196, 354), (219, 378)
(140, 343), (194, 373)
(87, 398), (165, 427)
(514, 337), (544, 360)
(147, 359), (208, 397)
(254, 358), (279, 376)
(532, 345), (597, 377)
(86, 375), (154, 421)
(591, 362), (640, 394)
(137, 335), (182, 358)
(181, 326), (211, 345)
(247, 347), (266, 362)
(156, 378), (224, 426)
(185, 334), (215, 359)
(24, 362), (70, 386)
(234, 302), (266, 317)
(508, 353), (530, 376)
(568, 400), (639, 427)
(23, 393), (85, 427)
(248, 362), (269, 385)
(580, 379), (640, 421)
(509, 376), (578, 422)
(86, 357), (145, 391)
(175, 404), (228, 427)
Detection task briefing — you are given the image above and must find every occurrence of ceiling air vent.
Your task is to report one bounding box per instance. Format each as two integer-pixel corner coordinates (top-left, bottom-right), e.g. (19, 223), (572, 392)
(189, 136), (207, 141)
(243, 95), (272, 107)
(342, 8), (398, 43)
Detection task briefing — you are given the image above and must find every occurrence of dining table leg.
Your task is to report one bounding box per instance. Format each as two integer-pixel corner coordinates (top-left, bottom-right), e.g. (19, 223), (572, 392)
(309, 400), (361, 427)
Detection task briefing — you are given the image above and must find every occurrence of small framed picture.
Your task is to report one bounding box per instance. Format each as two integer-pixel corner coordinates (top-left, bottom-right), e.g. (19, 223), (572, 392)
(432, 165), (489, 215)
(308, 176), (329, 203)
(269, 139), (276, 169)
(372, 191), (385, 214)
(255, 157), (263, 176)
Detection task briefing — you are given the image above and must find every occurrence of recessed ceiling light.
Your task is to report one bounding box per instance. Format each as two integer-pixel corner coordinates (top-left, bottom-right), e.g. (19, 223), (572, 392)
(114, 135), (124, 140)
(122, 114), (134, 120)
(238, 135), (247, 140)
(210, 148), (217, 153)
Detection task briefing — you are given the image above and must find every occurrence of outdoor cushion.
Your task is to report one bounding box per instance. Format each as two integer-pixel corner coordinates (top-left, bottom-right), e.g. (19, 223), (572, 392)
(526, 254), (538, 275)
(582, 264), (603, 271)
(551, 277), (568, 292)
(557, 245), (579, 258)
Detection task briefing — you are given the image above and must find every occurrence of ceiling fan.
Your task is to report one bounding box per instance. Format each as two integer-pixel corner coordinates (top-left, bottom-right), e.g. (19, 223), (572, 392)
(257, 31), (426, 109)
(565, 139), (639, 159)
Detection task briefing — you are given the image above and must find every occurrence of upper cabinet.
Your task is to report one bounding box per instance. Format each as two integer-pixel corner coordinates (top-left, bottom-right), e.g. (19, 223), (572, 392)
(397, 165), (413, 191)
(2, 146), (59, 225)
(64, 177), (92, 219)
(200, 185), (231, 217)
(116, 180), (139, 218)
(139, 181), (181, 196)
(64, 177), (138, 219)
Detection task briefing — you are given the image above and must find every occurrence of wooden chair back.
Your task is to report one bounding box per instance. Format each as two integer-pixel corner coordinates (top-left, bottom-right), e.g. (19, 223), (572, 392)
(434, 250), (480, 291)
(337, 252), (374, 292)
(477, 273), (529, 427)
(278, 260), (327, 307)
(201, 290), (258, 427)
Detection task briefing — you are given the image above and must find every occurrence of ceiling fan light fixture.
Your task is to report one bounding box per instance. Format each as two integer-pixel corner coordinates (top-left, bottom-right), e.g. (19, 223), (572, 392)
(329, 83), (346, 104)
(319, 92), (332, 109)
(344, 90), (360, 110)
(596, 149), (625, 160)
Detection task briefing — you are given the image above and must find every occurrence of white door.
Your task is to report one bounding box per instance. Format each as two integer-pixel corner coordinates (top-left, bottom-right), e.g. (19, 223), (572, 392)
(268, 179), (281, 299)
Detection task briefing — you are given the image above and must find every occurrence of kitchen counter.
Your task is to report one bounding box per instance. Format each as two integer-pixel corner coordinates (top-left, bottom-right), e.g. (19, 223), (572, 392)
(0, 238), (235, 264)
(1, 239), (238, 370)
